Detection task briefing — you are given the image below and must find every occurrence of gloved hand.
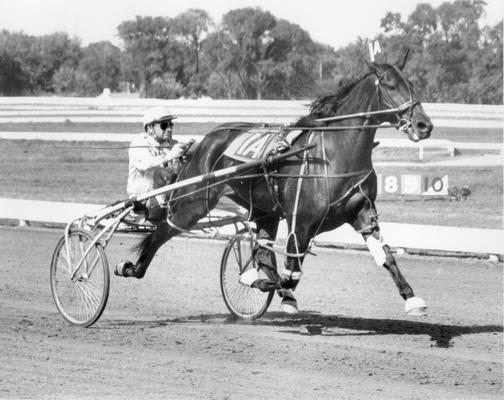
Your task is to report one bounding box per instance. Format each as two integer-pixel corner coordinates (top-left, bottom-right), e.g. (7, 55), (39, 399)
(179, 139), (195, 163)
(161, 143), (185, 166)
(168, 143), (185, 159)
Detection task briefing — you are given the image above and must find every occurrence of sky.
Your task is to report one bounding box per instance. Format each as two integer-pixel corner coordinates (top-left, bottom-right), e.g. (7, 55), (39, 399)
(0, 0), (502, 50)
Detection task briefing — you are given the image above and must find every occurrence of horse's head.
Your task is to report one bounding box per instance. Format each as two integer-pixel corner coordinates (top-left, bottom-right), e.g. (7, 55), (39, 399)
(367, 52), (433, 142)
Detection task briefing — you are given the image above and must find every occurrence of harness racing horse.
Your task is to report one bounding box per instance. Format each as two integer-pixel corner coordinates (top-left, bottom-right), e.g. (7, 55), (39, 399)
(116, 54), (434, 316)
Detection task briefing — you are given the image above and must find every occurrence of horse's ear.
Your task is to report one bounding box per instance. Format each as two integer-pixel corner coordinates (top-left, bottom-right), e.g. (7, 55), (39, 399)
(365, 60), (378, 73)
(398, 49), (410, 70)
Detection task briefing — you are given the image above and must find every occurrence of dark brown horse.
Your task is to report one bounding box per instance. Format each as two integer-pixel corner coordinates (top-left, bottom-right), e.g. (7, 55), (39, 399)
(116, 54), (433, 316)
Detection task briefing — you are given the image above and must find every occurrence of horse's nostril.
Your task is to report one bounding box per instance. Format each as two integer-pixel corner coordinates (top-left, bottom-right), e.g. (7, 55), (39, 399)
(417, 121), (433, 134)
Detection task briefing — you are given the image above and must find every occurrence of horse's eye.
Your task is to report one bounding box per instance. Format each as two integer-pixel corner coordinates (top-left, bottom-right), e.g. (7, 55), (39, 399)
(383, 76), (397, 89)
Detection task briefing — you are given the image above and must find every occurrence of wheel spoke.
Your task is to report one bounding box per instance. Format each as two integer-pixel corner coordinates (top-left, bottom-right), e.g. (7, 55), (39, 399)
(82, 281), (103, 308)
(59, 251), (74, 275)
(51, 230), (109, 327)
(77, 283), (98, 318)
(221, 231), (273, 319)
(86, 253), (101, 277)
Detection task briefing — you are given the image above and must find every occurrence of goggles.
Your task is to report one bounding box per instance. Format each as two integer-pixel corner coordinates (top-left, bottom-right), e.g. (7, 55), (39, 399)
(159, 121), (173, 130)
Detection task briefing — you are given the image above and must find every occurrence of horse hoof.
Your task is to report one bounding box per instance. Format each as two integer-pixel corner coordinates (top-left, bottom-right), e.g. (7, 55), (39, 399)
(114, 261), (135, 278)
(405, 296), (427, 316)
(239, 268), (259, 287)
(281, 298), (299, 314)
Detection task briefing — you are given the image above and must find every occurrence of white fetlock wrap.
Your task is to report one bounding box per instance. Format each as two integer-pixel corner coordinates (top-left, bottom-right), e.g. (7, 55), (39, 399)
(281, 299), (299, 314)
(239, 268), (259, 287)
(405, 296), (427, 316)
(280, 268), (292, 278)
(291, 271), (302, 280)
(366, 236), (387, 266)
(281, 268), (302, 280)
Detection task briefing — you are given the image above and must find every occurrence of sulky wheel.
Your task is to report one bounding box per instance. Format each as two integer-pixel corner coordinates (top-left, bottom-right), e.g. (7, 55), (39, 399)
(220, 228), (275, 319)
(50, 228), (110, 327)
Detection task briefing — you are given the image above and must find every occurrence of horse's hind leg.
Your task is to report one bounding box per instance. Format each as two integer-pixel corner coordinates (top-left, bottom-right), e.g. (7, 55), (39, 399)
(115, 201), (212, 279)
(114, 222), (180, 279)
(351, 203), (427, 316)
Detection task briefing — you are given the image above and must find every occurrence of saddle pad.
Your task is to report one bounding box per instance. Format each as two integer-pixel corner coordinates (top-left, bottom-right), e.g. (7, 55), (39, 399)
(223, 127), (303, 163)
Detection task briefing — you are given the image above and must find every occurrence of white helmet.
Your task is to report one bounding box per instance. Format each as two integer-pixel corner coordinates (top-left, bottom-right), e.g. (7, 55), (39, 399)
(142, 106), (177, 131)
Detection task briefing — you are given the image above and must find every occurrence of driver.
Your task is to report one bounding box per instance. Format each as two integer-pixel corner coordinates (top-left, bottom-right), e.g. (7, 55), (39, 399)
(127, 106), (186, 224)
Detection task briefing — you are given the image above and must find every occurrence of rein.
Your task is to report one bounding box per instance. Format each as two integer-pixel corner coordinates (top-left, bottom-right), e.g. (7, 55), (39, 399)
(164, 66), (422, 247)
(286, 100), (416, 133)
(313, 100), (413, 123)
(295, 68), (420, 133)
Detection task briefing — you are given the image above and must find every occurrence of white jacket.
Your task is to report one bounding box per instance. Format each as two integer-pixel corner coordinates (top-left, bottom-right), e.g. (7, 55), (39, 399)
(127, 132), (179, 199)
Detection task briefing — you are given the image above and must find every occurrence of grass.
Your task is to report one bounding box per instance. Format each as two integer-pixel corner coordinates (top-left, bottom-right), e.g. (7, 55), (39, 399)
(0, 138), (501, 229)
(373, 147), (500, 163)
(374, 165), (502, 229)
(0, 122), (502, 143)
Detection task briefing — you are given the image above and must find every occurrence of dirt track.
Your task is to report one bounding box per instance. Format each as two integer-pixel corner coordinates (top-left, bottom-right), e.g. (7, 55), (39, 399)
(1, 226), (502, 399)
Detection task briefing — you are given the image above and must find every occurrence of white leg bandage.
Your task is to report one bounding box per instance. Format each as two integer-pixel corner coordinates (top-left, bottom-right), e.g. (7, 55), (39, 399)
(281, 268), (303, 280)
(239, 268), (259, 287)
(366, 236), (387, 266)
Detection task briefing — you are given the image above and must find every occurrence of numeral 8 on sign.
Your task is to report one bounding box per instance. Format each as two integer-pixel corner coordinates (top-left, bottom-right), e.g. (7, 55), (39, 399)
(384, 175), (399, 193)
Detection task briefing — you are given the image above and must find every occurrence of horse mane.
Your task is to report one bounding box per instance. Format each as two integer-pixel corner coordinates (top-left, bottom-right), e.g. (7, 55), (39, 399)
(293, 71), (377, 126)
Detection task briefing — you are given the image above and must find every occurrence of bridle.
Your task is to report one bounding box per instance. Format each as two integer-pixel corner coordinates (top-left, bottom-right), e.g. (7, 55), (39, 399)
(372, 66), (420, 133)
(311, 68), (421, 132)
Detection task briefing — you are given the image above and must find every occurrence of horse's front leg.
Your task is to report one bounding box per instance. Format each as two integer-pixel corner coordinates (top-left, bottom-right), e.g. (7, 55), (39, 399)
(352, 204), (427, 316)
(239, 218), (299, 313)
(276, 214), (313, 306)
(281, 232), (306, 290)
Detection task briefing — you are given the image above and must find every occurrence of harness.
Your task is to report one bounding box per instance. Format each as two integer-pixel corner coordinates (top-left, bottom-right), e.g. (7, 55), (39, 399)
(165, 68), (422, 257)
(279, 68), (422, 261)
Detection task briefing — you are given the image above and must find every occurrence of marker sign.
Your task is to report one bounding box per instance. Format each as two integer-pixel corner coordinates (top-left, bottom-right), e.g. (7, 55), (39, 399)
(368, 40), (382, 62)
(377, 174), (448, 197)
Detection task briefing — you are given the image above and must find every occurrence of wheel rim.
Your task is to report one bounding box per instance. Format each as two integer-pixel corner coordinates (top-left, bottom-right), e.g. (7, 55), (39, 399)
(221, 234), (273, 319)
(51, 230), (109, 326)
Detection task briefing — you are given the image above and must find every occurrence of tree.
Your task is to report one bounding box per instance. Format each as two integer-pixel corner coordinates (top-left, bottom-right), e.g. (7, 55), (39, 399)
(266, 19), (319, 98)
(0, 51), (26, 95)
(221, 7), (277, 99)
(331, 38), (370, 80)
(118, 16), (188, 97)
(52, 65), (92, 95)
(173, 9), (212, 76)
(469, 22), (503, 103)
(203, 8), (319, 99)
(201, 31), (240, 98)
(375, 0), (501, 104)
(0, 30), (81, 93)
(29, 32), (82, 92)
(79, 41), (122, 94)
(381, 12), (404, 34)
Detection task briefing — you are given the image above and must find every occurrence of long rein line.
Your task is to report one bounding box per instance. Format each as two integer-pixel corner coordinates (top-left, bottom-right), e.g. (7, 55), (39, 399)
(165, 103), (400, 204)
(315, 99), (413, 123)
(288, 100), (413, 132)
(49, 99), (414, 151)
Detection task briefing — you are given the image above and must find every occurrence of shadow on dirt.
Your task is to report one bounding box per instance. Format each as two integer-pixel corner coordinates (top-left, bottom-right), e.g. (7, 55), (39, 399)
(109, 312), (503, 348)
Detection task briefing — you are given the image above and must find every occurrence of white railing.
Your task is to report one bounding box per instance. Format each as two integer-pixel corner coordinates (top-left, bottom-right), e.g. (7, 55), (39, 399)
(0, 97), (502, 128)
(0, 198), (502, 258)
(0, 98), (502, 258)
